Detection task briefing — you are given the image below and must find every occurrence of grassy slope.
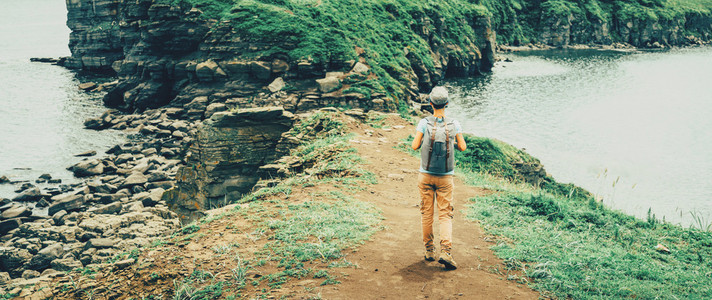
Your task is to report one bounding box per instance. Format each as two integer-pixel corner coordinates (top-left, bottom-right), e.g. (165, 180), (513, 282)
(161, 0), (489, 108)
(478, 0), (712, 45)
(452, 135), (712, 299)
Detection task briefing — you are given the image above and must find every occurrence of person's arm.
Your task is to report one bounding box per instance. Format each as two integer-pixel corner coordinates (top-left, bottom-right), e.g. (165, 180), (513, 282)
(455, 133), (466, 151)
(412, 131), (424, 150)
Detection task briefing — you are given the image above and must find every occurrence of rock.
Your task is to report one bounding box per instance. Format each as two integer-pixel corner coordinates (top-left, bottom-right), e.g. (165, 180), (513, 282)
(0, 218), (22, 235)
(113, 258), (135, 269)
(250, 61), (272, 80)
(50, 258), (83, 272)
(316, 77), (341, 93)
(78, 82), (97, 91)
(26, 243), (65, 270)
(48, 194), (85, 216)
(86, 238), (115, 249)
(204, 103), (227, 119)
(0, 247), (33, 272)
(35, 198), (50, 208)
(0, 176), (9, 184)
(271, 59), (289, 73)
(139, 188), (165, 207)
(21, 269), (40, 279)
(351, 62), (370, 74)
(38, 174), (51, 180)
(387, 174), (405, 181)
(0, 272), (10, 285)
(87, 202), (122, 215)
(122, 173), (148, 188)
(75, 150), (97, 157)
(69, 159), (104, 177)
(51, 210), (67, 226)
(12, 187), (42, 201)
(195, 60), (225, 82)
(268, 77), (286, 93)
(1, 205), (31, 219)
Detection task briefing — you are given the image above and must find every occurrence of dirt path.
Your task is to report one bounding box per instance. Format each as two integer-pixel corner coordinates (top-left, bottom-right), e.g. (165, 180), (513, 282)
(320, 116), (540, 299)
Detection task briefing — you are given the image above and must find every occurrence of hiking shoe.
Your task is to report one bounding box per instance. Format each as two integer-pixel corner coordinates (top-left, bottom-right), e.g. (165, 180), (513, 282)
(438, 251), (457, 270)
(424, 248), (436, 261)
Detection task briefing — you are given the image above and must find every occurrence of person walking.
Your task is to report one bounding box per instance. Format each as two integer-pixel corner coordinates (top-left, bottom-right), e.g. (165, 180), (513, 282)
(411, 86), (467, 270)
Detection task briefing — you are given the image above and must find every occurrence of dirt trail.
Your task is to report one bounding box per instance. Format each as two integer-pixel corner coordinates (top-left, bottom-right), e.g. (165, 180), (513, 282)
(321, 116), (540, 299)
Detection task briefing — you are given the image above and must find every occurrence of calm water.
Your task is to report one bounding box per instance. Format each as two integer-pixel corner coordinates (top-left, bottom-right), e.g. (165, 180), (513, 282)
(0, 0), (124, 198)
(448, 47), (712, 226)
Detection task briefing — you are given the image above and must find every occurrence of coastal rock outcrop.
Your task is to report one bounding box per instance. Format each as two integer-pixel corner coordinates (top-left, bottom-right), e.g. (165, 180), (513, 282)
(163, 107), (295, 223)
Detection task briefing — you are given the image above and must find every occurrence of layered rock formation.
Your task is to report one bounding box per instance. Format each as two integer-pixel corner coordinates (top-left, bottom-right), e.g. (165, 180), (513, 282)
(64, 0), (497, 113)
(163, 107), (296, 222)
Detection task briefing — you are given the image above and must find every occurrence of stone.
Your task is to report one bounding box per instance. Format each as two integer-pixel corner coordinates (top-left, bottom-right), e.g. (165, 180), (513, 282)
(38, 174), (51, 180)
(195, 60), (225, 82)
(139, 188), (165, 207)
(271, 59), (289, 73)
(351, 62), (370, 74)
(113, 258), (135, 269)
(35, 198), (50, 208)
(48, 194), (85, 216)
(268, 77), (286, 93)
(50, 258), (82, 272)
(122, 173), (148, 188)
(87, 202), (122, 215)
(1, 205), (31, 219)
(78, 82), (97, 91)
(51, 210), (67, 226)
(204, 103), (227, 119)
(86, 238), (115, 249)
(0, 247), (32, 272)
(316, 77), (341, 93)
(69, 159), (104, 177)
(21, 269), (40, 279)
(12, 187), (42, 201)
(250, 61), (272, 80)
(75, 150), (97, 157)
(0, 272), (10, 285)
(0, 176), (10, 183)
(26, 243), (65, 270)
(0, 218), (22, 235)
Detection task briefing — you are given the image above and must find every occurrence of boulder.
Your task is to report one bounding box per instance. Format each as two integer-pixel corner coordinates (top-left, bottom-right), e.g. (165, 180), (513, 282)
(121, 173), (148, 188)
(87, 202), (122, 215)
(0, 176), (9, 184)
(195, 60), (226, 82)
(26, 243), (65, 270)
(113, 258), (135, 270)
(139, 188), (165, 207)
(48, 194), (85, 216)
(50, 258), (83, 272)
(250, 61), (272, 80)
(12, 187), (42, 201)
(204, 103), (227, 119)
(35, 198), (50, 208)
(75, 150), (97, 157)
(351, 62), (370, 74)
(271, 59), (289, 73)
(21, 269), (40, 279)
(316, 77), (341, 93)
(85, 238), (115, 249)
(268, 77), (286, 93)
(69, 159), (104, 177)
(0, 218), (22, 235)
(0, 247), (33, 271)
(78, 82), (96, 91)
(51, 210), (67, 226)
(1, 205), (31, 219)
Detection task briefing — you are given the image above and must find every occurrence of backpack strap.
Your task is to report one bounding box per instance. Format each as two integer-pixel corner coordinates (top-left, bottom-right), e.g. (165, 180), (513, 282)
(425, 117), (437, 171)
(444, 118), (450, 171)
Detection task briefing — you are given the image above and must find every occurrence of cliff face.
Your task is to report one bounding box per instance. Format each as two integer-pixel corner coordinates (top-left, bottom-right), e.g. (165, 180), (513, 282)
(65, 0), (497, 114)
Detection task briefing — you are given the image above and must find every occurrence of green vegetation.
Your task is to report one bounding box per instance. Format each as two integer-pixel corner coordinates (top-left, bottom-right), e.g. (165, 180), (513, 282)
(448, 135), (712, 299)
(476, 0), (712, 45)
(158, 0), (490, 107)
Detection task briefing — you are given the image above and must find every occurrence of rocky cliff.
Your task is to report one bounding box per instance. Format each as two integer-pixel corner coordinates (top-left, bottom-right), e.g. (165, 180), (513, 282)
(64, 0), (497, 114)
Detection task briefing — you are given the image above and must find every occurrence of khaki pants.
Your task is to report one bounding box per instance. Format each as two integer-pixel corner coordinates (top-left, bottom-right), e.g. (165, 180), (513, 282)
(418, 173), (454, 252)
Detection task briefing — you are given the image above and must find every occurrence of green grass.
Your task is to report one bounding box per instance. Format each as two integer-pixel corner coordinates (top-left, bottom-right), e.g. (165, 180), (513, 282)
(400, 130), (712, 298)
(157, 0), (490, 108)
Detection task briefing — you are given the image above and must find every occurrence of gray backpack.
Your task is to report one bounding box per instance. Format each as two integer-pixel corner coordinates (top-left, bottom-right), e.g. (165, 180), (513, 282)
(420, 116), (456, 173)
